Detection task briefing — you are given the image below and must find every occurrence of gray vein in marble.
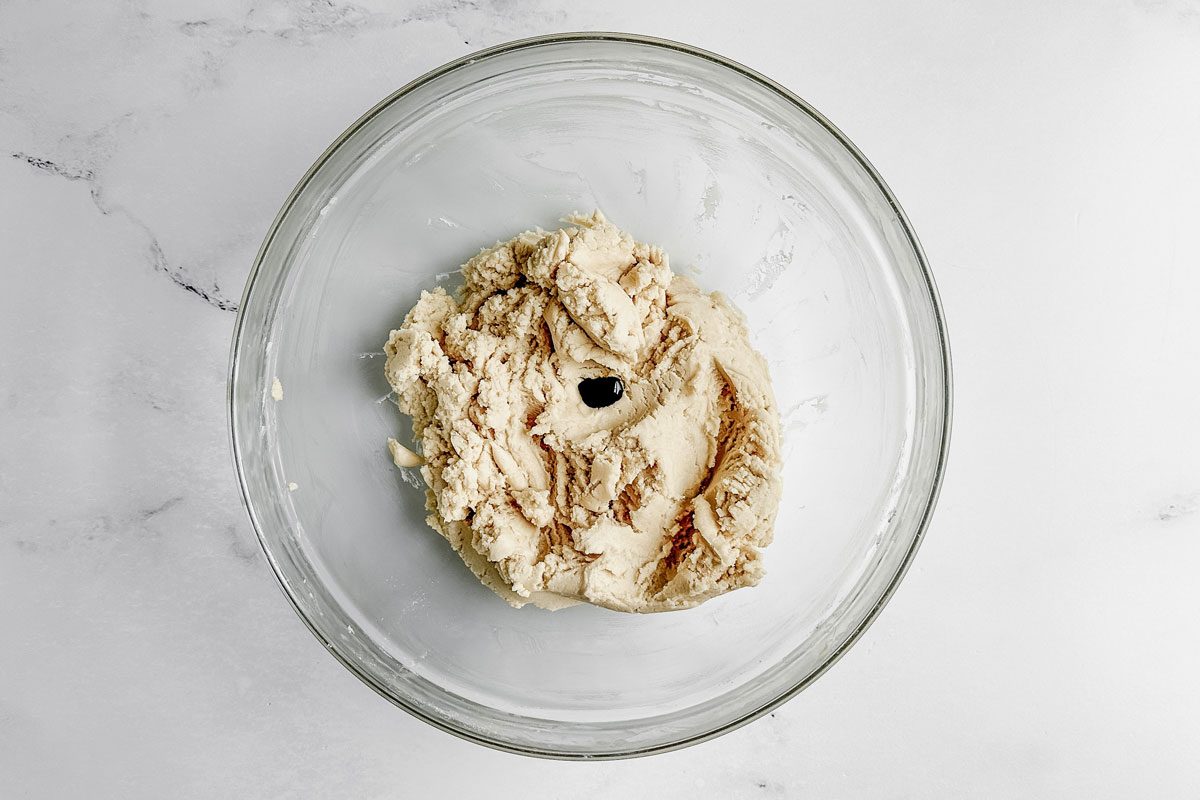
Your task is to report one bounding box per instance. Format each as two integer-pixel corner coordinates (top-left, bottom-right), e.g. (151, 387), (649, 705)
(10, 153), (95, 182)
(141, 496), (184, 521)
(1133, 0), (1200, 26)
(180, 0), (399, 46)
(1157, 493), (1198, 522)
(174, 0), (534, 52)
(225, 524), (260, 562)
(10, 152), (239, 312)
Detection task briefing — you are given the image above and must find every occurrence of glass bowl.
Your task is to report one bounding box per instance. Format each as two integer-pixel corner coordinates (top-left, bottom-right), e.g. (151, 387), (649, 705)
(229, 32), (951, 759)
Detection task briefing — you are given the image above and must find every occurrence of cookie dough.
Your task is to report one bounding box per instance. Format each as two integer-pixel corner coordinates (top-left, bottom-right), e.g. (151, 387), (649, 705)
(384, 212), (782, 612)
(387, 437), (425, 468)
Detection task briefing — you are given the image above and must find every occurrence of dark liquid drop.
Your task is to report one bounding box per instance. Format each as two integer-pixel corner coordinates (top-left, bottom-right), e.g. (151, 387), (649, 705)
(578, 376), (624, 409)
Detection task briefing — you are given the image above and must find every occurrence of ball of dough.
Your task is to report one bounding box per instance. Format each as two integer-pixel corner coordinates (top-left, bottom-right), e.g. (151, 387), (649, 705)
(384, 212), (782, 613)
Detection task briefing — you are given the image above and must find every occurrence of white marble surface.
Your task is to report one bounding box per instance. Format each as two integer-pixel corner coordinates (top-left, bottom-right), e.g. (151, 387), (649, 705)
(2, 0), (1198, 796)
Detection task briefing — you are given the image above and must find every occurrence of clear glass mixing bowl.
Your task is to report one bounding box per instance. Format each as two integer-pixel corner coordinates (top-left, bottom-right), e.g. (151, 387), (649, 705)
(229, 33), (951, 759)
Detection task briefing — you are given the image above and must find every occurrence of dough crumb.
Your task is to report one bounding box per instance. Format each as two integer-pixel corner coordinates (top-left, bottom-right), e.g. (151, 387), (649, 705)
(387, 437), (425, 468)
(383, 212), (782, 613)
(287, 482), (298, 492)
(271, 377), (284, 401)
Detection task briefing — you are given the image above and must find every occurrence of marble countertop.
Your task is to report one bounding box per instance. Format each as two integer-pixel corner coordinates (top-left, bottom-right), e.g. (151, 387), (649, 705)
(3, 1), (1198, 797)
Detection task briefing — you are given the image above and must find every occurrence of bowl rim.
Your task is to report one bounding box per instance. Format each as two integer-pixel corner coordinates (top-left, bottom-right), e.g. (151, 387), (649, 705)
(228, 30), (953, 760)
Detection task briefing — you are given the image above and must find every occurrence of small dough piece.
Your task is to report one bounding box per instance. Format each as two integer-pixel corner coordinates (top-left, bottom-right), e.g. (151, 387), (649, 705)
(384, 212), (782, 613)
(271, 377), (284, 401)
(387, 437), (425, 468)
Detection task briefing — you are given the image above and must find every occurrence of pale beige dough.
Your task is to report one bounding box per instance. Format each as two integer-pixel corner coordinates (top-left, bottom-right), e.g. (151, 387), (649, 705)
(384, 212), (782, 613)
(387, 437), (425, 468)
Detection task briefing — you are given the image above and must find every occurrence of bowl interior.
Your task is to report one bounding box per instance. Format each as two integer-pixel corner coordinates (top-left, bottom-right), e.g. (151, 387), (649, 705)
(231, 35), (948, 757)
